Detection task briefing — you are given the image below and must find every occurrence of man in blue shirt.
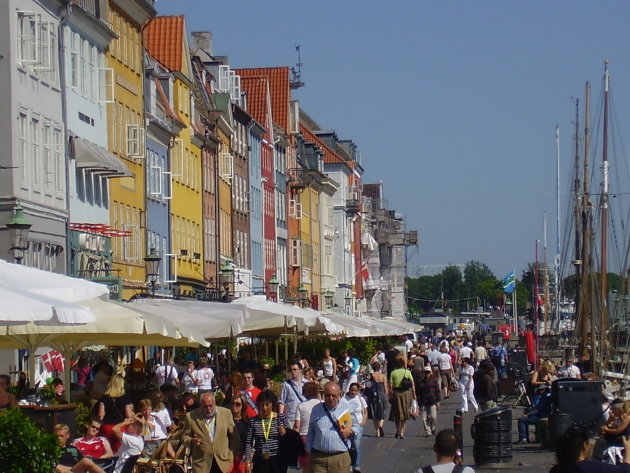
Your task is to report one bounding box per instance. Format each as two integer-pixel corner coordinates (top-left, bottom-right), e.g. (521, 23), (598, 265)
(307, 382), (359, 473)
(278, 361), (307, 428)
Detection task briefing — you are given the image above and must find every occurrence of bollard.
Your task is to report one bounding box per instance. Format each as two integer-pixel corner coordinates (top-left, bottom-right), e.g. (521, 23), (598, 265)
(454, 409), (464, 462)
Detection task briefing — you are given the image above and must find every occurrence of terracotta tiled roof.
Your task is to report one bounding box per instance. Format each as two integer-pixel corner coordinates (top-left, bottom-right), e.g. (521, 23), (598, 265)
(144, 16), (184, 72)
(235, 67), (290, 132)
(241, 76), (270, 129)
(300, 124), (345, 165)
(362, 183), (382, 199)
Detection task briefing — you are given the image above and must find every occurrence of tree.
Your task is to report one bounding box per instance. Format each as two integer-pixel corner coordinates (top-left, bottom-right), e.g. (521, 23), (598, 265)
(463, 260), (496, 296)
(407, 275), (441, 313)
(441, 265), (464, 313)
(477, 279), (503, 308)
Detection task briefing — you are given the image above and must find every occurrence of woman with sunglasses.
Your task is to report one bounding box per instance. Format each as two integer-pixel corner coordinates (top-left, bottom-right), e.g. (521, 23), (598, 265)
(230, 394), (249, 473)
(73, 418), (114, 460)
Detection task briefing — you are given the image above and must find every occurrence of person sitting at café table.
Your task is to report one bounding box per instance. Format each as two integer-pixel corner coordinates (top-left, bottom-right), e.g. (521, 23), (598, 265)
(137, 398), (176, 458)
(0, 374), (17, 409)
(52, 378), (70, 405)
(54, 423), (107, 473)
(73, 418), (114, 460)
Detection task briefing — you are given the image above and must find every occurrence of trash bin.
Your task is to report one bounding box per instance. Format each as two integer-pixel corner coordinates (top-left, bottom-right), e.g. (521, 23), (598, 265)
(549, 412), (573, 450)
(471, 407), (512, 467)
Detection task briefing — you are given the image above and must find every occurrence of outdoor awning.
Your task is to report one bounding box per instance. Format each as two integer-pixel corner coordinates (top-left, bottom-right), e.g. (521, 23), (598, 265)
(70, 133), (132, 178)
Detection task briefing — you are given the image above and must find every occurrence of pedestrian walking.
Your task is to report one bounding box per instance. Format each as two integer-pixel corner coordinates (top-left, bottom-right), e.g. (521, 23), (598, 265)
(345, 383), (367, 473)
(196, 358), (215, 394)
(416, 365), (441, 437)
(474, 362), (497, 411)
(365, 361), (388, 438)
(244, 390), (289, 473)
(306, 382), (358, 473)
(320, 349), (337, 383)
(416, 428), (475, 473)
(278, 362), (307, 429)
(458, 358), (478, 414)
(182, 392), (241, 473)
(438, 344), (454, 400)
(388, 355), (415, 439)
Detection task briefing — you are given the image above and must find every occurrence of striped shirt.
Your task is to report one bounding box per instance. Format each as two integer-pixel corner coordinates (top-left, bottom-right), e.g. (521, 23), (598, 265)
(306, 398), (358, 453)
(244, 413), (289, 462)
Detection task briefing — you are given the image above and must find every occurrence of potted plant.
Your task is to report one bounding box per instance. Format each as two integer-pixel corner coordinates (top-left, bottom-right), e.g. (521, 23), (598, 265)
(259, 356), (276, 371)
(0, 408), (61, 473)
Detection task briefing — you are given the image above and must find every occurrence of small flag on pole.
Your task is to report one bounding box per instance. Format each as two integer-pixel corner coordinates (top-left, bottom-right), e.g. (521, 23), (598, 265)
(502, 271), (516, 294)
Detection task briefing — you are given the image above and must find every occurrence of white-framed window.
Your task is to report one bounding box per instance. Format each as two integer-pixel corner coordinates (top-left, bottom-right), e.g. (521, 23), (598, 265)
(290, 239), (302, 267)
(123, 223), (139, 261)
(288, 198), (302, 219)
(230, 70), (240, 104)
(218, 65), (230, 92)
(42, 122), (52, 195)
(219, 152), (233, 180)
(98, 68), (115, 103)
(70, 31), (78, 89)
(126, 123), (144, 158)
(172, 138), (183, 180)
(17, 11), (39, 65)
(19, 111), (28, 189)
(289, 100), (299, 134)
(31, 116), (41, 189)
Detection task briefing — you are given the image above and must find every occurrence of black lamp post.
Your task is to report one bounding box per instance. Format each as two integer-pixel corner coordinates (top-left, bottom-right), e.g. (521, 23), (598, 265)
(6, 203), (32, 265)
(268, 274), (279, 302)
(219, 262), (234, 302)
(324, 290), (334, 309)
(298, 285), (308, 308)
(144, 247), (161, 297)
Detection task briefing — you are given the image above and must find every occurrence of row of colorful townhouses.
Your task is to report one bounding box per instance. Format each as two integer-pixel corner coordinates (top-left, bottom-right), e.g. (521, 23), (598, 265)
(0, 0), (418, 319)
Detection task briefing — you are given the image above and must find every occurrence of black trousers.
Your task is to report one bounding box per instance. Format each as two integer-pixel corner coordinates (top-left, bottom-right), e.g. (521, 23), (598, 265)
(252, 454), (287, 473)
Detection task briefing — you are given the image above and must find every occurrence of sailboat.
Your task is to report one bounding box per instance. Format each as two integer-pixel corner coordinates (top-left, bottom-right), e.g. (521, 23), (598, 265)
(566, 60), (630, 393)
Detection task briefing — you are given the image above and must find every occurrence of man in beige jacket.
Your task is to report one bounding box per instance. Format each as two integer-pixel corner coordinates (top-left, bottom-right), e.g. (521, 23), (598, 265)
(183, 393), (241, 473)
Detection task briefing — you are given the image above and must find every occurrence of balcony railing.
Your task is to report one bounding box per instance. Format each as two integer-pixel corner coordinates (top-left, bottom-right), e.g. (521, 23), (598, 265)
(72, 0), (101, 19)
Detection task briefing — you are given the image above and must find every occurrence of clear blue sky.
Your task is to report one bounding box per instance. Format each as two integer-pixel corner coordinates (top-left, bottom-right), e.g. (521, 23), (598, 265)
(156, 1), (630, 280)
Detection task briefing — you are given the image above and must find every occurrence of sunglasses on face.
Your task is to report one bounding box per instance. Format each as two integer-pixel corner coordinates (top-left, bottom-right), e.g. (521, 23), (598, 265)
(89, 424), (100, 430)
(231, 402), (242, 406)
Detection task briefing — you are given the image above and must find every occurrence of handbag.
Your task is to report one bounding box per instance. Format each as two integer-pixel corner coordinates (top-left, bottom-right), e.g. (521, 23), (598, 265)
(323, 405), (357, 465)
(409, 399), (419, 419)
(449, 379), (460, 392)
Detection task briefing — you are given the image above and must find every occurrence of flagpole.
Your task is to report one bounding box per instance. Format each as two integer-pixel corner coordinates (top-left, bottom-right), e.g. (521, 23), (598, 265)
(513, 268), (517, 333)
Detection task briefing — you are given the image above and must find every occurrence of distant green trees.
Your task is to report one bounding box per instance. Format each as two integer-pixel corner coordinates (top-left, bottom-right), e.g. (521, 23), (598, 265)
(407, 259), (625, 317)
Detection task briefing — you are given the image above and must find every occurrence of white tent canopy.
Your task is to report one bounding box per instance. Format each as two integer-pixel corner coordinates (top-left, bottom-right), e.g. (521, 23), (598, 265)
(232, 295), (332, 336)
(126, 298), (248, 340)
(0, 283), (96, 324)
(0, 259), (109, 302)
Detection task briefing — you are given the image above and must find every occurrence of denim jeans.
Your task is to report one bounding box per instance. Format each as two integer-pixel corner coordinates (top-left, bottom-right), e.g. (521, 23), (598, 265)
(351, 425), (363, 469)
(518, 414), (538, 441)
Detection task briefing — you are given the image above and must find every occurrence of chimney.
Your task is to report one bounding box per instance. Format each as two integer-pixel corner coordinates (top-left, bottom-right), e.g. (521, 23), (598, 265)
(191, 31), (212, 55)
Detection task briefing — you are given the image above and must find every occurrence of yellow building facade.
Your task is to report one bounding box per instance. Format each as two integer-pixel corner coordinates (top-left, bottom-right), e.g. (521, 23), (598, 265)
(106, 0), (155, 299)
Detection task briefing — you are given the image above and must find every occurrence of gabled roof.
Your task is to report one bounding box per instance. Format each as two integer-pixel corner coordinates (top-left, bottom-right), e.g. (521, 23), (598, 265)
(235, 67), (290, 133)
(300, 124), (345, 165)
(240, 76), (271, 131)
(144, 16), (191, 77)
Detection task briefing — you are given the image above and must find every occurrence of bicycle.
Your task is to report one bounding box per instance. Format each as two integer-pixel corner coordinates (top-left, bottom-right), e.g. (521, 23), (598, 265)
(498, 378), (532, 410)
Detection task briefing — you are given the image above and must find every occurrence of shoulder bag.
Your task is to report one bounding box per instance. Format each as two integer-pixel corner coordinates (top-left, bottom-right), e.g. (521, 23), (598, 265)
(323, 405), (357, 465)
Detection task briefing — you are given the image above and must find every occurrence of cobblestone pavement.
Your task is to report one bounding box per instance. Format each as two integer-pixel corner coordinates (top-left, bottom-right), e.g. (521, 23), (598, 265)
(359, 394), (556, 473)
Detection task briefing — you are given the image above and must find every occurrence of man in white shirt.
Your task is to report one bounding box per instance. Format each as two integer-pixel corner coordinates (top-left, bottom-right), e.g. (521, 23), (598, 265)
(459, 343), (474, 364)
(155, 358), (180, 388)
(416, 428), (475, 473)
(556, 357), (581, 379)
(474, 342), (488, 365)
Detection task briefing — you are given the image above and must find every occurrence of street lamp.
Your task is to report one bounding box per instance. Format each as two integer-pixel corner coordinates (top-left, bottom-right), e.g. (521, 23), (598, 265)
(6, 203), (32, 265)
(268, 274), (279, 302)
(219, 262), (234, 302)
(143, 247), (161, 297)
(298, 285), (308, 308)
(324, 290), (334, 309)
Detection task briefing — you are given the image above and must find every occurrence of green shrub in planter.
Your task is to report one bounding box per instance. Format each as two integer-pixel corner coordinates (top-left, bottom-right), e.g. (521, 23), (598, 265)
(0, 408), (61, 473)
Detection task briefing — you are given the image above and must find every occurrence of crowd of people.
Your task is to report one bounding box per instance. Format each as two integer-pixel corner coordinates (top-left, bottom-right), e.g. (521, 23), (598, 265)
(2, 328), (630, 473)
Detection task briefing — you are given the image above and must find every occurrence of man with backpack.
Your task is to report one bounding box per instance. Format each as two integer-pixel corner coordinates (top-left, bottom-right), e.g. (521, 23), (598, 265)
(416, 428), (475, 473)
(491, 341), (508, 379)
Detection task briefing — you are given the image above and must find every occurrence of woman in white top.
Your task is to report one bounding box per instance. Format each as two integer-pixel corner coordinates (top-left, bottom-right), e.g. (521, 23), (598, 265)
(195, 358), (214, 393)
(293, 382), (321, 473)
(438, 345), (453, 399)
(345, 382), (368, 473)
(181, 361), (199, 394)
(458, 357), (478, 413)
(320, 348), (337, 381)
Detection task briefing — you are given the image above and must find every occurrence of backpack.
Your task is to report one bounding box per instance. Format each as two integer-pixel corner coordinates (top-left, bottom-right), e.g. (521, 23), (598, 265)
(491, 347), (505, 367)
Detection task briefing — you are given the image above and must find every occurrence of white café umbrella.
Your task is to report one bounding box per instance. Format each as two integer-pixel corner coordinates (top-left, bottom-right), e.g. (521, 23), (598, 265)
(0, 283), (96, 324)
(232, 295), (323, 336)
(0, 259), (109, 302)
(126, 298), (249, 340)
(0, 297), (209, 393)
